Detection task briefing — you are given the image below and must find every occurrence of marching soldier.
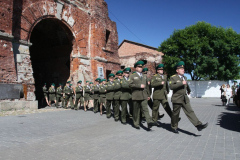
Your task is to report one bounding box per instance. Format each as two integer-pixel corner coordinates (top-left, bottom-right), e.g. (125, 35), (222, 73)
(89, 82), (94, 108)
(151, 64), (176, 124)
(84, 81), (91, 111)
(93, 78), (101, 113)
(48, 83), (56, 107)
(169, 61), (208, 133)
(56, 83), (64, 108)
(99, 79), (107, 115)
(142, 67), (164, 120)
(64, 81), (74, 109)
(106, 73), (115, 118)
(42, 83), (49, 106)
(129, 60), (156, 129)
(120, 68), (133, 124)
(113, 70), (123, 122)
(74, 80), (84, 110)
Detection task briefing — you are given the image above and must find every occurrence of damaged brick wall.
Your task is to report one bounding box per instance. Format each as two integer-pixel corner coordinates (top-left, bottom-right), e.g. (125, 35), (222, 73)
(120, 52), (162, 79)
(0, 0), (119, 102)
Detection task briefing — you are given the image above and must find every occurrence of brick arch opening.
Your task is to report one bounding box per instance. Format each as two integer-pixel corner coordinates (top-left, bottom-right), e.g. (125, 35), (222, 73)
(29, 18), (74, 107)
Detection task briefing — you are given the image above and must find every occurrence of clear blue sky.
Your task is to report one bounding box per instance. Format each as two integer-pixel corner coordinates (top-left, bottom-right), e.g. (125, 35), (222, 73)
(105, 0), (240, 48)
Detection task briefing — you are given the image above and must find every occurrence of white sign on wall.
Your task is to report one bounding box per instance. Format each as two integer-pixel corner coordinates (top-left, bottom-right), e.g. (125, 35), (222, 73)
(98, 67), (104, 79)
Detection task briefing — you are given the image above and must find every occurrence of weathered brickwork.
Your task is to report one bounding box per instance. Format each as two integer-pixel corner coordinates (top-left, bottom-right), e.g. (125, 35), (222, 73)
(118, 40), (163, 57)
(0, 0), (120, 103)
(119, 40), (163, 79)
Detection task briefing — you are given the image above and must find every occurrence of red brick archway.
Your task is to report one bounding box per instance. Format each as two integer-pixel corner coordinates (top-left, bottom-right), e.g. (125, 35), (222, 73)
(29, 18), (74, 105)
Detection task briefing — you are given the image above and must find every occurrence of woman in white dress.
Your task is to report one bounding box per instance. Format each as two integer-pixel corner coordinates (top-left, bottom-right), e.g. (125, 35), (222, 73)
(225, 84), (232, 106)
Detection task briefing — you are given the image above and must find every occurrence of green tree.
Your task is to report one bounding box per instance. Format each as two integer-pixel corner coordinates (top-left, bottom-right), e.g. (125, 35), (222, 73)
(159, 21), (240, 81)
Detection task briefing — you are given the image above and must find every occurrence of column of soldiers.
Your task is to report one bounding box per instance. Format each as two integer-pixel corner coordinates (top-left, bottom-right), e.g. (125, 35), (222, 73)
(42, 60), (208, 133)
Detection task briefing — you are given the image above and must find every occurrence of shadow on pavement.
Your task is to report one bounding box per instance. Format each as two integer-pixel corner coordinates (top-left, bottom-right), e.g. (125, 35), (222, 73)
(217, 104), (240, 132)
(158, 122), (201, 136)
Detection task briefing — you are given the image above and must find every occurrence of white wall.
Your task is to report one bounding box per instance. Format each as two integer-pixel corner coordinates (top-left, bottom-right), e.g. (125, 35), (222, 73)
(157, 80), (228, 98)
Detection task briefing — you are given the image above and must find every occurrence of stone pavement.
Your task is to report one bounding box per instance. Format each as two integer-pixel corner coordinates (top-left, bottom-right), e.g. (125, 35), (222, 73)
(0, 98), (240, 160)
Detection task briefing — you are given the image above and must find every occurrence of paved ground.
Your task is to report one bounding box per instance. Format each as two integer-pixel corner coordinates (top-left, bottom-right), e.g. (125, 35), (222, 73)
(0, 98), (240, 160)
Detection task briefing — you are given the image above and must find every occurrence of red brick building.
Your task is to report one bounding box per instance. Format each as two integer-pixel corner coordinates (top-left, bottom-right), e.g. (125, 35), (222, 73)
(0, 0), (120, 108)
(118, 39), (164, 78)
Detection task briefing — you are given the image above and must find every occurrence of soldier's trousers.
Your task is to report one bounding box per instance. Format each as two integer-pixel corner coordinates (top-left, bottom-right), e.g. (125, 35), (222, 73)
(152, 99), (172, 122)
(93, 99), (100, 112)
(148, 98), (154, 109)
(56, 97), (64, 107)
(133, 100), (153, 127)
(114, 99), (120, 120)
(106, 100), (114, 118)
(171, 102), (202, 129)
(121, 99), (133, 122)
(141, 98), (154, 118)
(65, 95), (74, 109)
(75, 96), (84, 109)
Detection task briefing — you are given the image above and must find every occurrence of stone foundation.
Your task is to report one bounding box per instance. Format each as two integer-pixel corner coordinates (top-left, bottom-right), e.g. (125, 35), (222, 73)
(0, 100), (38, 111)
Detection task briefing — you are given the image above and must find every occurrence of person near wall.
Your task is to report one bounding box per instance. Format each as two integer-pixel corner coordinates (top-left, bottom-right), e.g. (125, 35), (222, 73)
(83, 81), (91, 111)
(48, 83), (56, 107)
(99, 79), (107, 115)
(42, 83), (49, 106)
(231, 81), (238, 105)
(236, 85), (240, 107)
(225, 84), (232, 106)
(220, 84), (227, 106)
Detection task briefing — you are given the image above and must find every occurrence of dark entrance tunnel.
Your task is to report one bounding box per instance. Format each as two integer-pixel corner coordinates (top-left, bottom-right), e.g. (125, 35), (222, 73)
(30, 19), (73, 108)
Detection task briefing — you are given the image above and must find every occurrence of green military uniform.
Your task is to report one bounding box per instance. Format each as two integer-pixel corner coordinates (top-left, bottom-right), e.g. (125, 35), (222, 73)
(113, 70), (123, 121)
(64, 81), (74, 109)
(120, 68), (133, 123)
(99, 79), (107, 104)
(84, 82), (92, 101)
(89, 82), (94, 100)
(93, 78), (101, 113)
(151, 64), (173, 122)
(169, 61), (202, 130)
(129, 61), (155, 129)
(141, 68), (152, 119)
(43, 85), (48, 98)
(75, 81), (84, 110)
(48, 84), (56, 102)
(56, 84), (64, 108)
(106, 73), (115, 118)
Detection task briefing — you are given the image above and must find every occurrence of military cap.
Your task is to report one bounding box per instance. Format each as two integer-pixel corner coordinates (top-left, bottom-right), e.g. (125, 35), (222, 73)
(52, 83), (55, 86)
(86, 81), (89, 83)
(133, 71), (136, 74)
(107, 79), (109, 82)
(142, 68), (148, 72)
(134, 60), (145, 68)
(77, 80), (82, 83)
(123, 67), (131, 73)
(234, 81), (237, 83)
(66, 81), (71, 84)
(70, 84), (72, 86)
(108, 73), (115, 78)
(95, 78), (101, 82)
(100, 79), (106, 82)
(116, 70), (123, 76)
(44, 83), (46, 85)
(89, 82), (93, 84)
(175, 61), (185, 69)
(156, 64), (164, 70)
(59, 83), (62, 86)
